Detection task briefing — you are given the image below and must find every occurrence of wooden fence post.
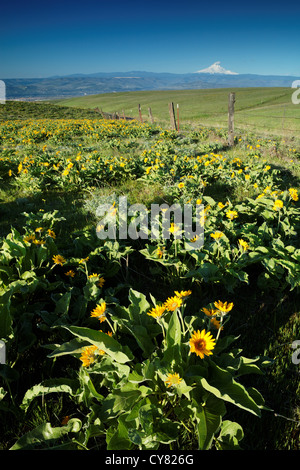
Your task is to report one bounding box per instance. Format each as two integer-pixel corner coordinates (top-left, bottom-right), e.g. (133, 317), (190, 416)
(168, 102), (177, 130)
(148, 107), (154, 124)
(138, 104), (143, 123)
(228, 92), (235, 146)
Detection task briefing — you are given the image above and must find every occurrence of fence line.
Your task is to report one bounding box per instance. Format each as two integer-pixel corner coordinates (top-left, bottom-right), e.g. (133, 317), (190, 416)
(93, 94), (300, 143)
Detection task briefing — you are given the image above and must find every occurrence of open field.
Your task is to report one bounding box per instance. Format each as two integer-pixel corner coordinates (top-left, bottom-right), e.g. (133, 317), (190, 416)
(55, 87), (300, 139)
(0, 98), (299, 450)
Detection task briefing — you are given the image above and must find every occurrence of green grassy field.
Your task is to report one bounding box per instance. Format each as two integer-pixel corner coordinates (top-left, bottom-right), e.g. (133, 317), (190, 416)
(54, 87), (300, 138)
(0, 97), (299, 450)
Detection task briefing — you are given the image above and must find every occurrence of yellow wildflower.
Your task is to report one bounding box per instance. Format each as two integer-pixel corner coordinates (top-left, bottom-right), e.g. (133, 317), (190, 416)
(289, 188), (298, 201)
(52, 254), (66, 266)
(273, 200), (283, 211)
(226, 210), (238, 220)
(174, 290), (192, 298)
(238, 239), (249, 251)
(147, 305), (166, 319)
(90, 302), (106, 322)
(80, 345), (99, 367)
(165, 373), (182, 388)
(65, 270), (75, 277)
(189, 329), (216, 359)
(164, 296), (182, 311)
(210, 231), (224, 240)
(214, 300), (234, 314)
(47, 229), (56, 239)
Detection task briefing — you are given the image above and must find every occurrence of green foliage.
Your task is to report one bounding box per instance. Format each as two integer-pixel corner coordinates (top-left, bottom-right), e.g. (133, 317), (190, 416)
(0, 103), (299, 450)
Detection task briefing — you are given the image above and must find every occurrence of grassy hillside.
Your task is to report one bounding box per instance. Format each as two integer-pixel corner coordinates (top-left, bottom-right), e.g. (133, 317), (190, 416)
(0, 100), (99, 121)
(55, 87), (300, 137)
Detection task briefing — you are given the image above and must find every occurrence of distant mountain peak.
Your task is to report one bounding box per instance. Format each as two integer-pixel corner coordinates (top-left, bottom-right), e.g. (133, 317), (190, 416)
(195, 61), (239, 75)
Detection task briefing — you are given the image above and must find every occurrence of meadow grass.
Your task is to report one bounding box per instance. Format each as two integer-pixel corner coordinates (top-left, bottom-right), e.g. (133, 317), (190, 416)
(54, 87), (300, 139)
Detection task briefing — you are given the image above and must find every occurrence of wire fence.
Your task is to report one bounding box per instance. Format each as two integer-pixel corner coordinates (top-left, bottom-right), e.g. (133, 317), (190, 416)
(93, 93), (300, 141)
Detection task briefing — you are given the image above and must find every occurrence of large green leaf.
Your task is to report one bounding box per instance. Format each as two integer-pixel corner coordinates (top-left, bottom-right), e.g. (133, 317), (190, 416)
(47, 337), (90, 358)
(192, 392), (226, 450)
(216, 420), (244, 449)
(21, 378), (80, 411)
(10, 420), (82, 450)
(99, 384), (142, 421)
(127, 289), (151, 322)
(163, 309), (182, 366)
(0, 291), (14, 340)
(62, 325), (134, 364)
(106, 416), (133, 450)
(201, 361), (262, 416)
(196, 403), (222, 450)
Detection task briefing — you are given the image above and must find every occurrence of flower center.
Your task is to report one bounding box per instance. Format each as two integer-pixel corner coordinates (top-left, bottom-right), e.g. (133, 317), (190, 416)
(195, 339), (205, 351)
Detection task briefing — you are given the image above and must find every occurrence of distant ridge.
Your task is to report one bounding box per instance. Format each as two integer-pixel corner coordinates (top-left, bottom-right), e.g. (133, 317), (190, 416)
(2, 68), (298, 100)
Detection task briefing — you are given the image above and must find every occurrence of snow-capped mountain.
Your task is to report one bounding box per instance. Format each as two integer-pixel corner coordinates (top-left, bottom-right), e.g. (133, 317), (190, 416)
(195, 62), (239, 75)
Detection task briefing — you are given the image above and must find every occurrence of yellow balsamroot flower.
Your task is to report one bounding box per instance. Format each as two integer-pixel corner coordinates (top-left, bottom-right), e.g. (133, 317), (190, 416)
(218, 202), (225, 209)
(164, 296), (182, 312)
(79, 256), (89, 264)
(289, 188), (298, 201)
(165, 373), (182, 388)
(90, 302), (106, 322)
(52, 254), (66, 266)
(32, 238), (45, 246)
(273, 199), (283, 211)
(47, 229), (56, 239)
(174, 290), (192, 299)
(65, 270), (75, 277)
(202, 307), (218, 317)
(147, 305), (166, 319)
(189, 329), (216, 359)
(210, 231), (224, 240)
(210, 317), (224, 330)
(226, 210), (238, 221)
(214, 300), (234, 314)
(169, 223), (180, 234)
(178, 182), (185, 189)
(156, 247), (164, 258)
(24, 234), (36, 243)
(80, 345), (99, 367)
(238, 239), (249, 251)
(98, 277), (105, 288)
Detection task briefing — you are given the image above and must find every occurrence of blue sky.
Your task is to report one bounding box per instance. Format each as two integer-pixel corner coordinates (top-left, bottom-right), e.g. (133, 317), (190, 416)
(1, 0), (300, 78)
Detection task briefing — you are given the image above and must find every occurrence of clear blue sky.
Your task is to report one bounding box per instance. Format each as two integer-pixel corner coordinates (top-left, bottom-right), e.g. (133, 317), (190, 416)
(1, 0), (300, 78)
